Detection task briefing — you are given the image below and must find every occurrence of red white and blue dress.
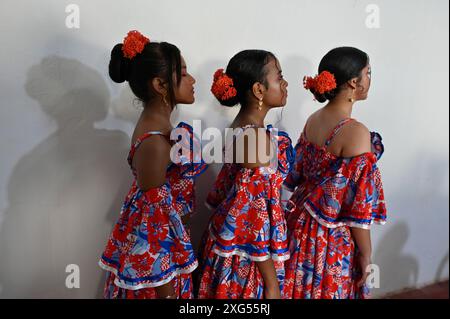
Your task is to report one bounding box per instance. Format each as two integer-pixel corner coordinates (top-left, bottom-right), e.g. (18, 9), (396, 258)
(197, 124), (294, 299)
(282, 118), (387, 299)
(99, 122), (207, 299)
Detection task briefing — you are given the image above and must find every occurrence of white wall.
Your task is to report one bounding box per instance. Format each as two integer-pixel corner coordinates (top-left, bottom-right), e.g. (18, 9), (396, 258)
(0, 0), (448, 298)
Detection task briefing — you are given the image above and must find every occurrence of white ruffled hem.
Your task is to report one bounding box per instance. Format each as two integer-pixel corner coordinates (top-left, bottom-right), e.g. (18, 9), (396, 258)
(98, 259), (198, 291)
(208, 229), (290, 262)
(212, 247), (290, 262)
(304, 203), (386, 230)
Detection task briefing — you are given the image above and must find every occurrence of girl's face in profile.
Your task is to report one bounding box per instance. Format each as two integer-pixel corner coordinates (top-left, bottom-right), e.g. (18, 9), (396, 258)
(263, 58), (288, 108)
(356, 64), (371, 100)
(174, 56), (196, 105)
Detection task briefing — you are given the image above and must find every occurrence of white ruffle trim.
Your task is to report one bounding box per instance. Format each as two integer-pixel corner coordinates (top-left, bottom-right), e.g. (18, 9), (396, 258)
(98, 259), (198, 291)
(304, 203), (386, 230)
(208, 229), (290, 262)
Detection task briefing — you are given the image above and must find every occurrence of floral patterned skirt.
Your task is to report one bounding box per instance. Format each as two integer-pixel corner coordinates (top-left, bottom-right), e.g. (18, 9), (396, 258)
(197, 232), (285, 299)
(283, 207), (370, 299)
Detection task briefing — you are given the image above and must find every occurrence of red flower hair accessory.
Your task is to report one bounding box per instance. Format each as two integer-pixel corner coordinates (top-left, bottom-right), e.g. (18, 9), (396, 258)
(303, 71), (337, 94)
(122, 30), (150, 59)
(211, 69), (237, 101)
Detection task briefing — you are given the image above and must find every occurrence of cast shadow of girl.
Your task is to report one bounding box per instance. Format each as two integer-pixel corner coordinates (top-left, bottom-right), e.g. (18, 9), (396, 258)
(0, 56), (131, 298)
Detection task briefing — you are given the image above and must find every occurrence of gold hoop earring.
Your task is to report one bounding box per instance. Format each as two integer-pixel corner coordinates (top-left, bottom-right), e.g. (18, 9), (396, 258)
(258, 98), (263, 111)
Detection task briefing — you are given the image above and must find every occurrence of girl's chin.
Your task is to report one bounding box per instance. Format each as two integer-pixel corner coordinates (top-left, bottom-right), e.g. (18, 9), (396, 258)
(177, 97), (195, 105)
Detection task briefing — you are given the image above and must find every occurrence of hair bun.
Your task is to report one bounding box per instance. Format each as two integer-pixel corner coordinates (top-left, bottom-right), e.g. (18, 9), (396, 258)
(211, 68), (238, 106)
(313, 92), (328, 103)
(303, 71), (337, 103)
(109, 44), (131, 83)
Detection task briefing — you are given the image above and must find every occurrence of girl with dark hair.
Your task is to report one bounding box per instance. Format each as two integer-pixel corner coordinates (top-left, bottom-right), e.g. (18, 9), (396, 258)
(282, 47), (387, 298)
(98, 31), (207, 299)
(197, 50), (294, 299)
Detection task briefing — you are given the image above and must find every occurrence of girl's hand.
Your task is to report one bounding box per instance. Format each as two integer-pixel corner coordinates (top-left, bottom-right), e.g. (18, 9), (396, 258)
(356, 253), (372, 288)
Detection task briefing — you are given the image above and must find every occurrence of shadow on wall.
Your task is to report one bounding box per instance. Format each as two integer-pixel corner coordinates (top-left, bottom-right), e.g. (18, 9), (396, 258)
(435, 252), (449, 282)
(372, 221), (419, 296)
(372, 154), (449, 296)
(0, 56), (131, 298)
(110, 84), (141, 125)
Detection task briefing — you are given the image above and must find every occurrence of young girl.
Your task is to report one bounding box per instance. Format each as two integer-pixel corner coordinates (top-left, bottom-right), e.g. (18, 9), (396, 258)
(98, 31), (207, 299)
(197, 50), (294, 299)
(282, 47), (387, 299)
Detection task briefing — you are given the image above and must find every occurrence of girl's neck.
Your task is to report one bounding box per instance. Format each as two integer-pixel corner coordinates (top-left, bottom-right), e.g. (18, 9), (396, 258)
(234, 103), (269, 128)
(325, 96), (354, 119)
(143, 100), (172, 118)
(140, 100), (173, 129)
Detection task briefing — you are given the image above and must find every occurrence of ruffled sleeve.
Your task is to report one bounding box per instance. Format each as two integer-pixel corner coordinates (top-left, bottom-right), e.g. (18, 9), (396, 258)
(99, 182), (198, 289)
(371, 132), (384, 160)
(208, 168), (289, 262)
(283, 137), (304, 192)
(303, 153), (387, 229)
(266, 125), (295, 177)
(170, 121), (208, 178)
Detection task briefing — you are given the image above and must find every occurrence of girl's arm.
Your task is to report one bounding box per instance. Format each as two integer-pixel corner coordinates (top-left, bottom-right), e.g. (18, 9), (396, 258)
(256, 259), (281, 299)
(351, 227), (372, 287)
(134, 135), (175, 297)
(344, 121), (374, 287)
(240, 129), (281, 298)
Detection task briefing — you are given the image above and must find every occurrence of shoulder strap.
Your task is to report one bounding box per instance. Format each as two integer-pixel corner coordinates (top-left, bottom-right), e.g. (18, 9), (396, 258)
(324, 118), (354, 147)
(127, 131), (168, 167)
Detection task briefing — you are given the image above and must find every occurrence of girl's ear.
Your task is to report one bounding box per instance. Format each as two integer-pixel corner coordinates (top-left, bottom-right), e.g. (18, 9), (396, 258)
(346, 77), (358, 90)
(150, 77), (168, 96)
(251, 82), (266, 100)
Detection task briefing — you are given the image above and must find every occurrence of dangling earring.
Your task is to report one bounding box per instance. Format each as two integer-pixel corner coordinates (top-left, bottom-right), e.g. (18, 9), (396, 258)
(258, 98), (263, 111)
(162, 94), (169, 107)
(348, 88), (355, 103)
